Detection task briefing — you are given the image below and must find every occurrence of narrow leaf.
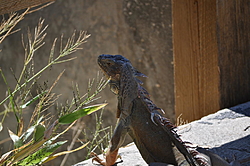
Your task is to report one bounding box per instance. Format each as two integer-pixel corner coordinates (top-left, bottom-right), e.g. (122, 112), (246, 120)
(11, 139), (47, 164)
(20, 126), (35, 142)
(8, 129), (23, 148)
(1, 69), (20, 122)
(41, 141), (89, 164)
(0, 122), (3, 132)
(17, 141), (67, 166)
(34, 124), (45, 142)
(54, 56), (77, 64)
(46, 120), (76, 145)
(0, 151), (12, 164)
(20, 90), (47, 109)
(20, 116), (43, 142)
(59, 103), (107, 124)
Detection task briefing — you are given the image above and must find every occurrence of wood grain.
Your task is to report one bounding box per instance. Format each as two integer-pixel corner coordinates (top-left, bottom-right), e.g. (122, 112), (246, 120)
(0, 0), (55, 15)
(173, 0), (219, 121)
(217, 1), (250, 108)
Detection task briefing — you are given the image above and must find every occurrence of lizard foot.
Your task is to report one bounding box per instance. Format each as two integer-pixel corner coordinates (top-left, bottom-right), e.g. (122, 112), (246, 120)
(91, 152), (122, 166)
(91, 152), (106, 165)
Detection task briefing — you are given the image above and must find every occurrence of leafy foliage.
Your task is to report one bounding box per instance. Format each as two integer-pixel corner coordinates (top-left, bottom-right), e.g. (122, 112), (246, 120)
(59, 104), (107, 124)
(0, 10), (110, 166)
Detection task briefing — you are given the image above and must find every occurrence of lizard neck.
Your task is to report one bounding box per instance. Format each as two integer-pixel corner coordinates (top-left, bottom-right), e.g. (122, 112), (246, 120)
(116, 63), (140, 118)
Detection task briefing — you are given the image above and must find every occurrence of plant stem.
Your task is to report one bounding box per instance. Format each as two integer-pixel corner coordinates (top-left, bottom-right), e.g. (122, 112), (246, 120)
(0, 32), (90, 106)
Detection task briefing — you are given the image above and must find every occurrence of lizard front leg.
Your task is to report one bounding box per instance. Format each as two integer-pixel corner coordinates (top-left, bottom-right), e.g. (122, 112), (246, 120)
(92, 119), (128, 166)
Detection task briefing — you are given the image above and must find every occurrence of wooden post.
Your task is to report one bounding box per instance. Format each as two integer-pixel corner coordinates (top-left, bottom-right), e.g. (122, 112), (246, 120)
(173, 0), (220, 121)
(0, 0), (55, 15)
(217, 1), (250, 109)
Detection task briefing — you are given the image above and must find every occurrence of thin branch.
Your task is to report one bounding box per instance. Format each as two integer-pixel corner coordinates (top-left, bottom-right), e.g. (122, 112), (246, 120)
(0, 30), (90, 106)
(0, 9), (29, 44)
(60, 120), (84, 166)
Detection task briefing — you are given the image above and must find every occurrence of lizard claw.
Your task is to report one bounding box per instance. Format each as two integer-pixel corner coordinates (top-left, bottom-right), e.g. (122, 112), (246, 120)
(160, 108), (165, 114)
(151, 113), (159, 126)
(90, 152), (123, 166)
(91, 152), (106, 165)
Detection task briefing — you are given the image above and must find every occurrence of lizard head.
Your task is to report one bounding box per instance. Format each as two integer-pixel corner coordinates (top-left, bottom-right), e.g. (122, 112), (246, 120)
(98, 54), (147, 94)
(98, 54), (130, 81)
(98, 54), (132, 94)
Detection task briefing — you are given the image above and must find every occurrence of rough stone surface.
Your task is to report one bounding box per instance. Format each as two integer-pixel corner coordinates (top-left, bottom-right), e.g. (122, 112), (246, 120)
(75, 102), (250, 166)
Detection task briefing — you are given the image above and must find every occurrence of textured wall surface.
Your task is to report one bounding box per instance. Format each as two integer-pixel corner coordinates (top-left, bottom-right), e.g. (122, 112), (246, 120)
(0, 0), (172, 165)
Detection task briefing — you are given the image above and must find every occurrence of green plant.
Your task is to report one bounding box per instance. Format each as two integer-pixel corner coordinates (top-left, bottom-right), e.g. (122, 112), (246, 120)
(0, 12), (109, 165)
(0, 10), (27, 44)
(83, 108), (113, 160)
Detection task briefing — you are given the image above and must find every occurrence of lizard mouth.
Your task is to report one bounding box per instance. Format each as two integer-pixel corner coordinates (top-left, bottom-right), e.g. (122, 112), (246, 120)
(97, 60), (113, 79)
(97, 54), (121, 81)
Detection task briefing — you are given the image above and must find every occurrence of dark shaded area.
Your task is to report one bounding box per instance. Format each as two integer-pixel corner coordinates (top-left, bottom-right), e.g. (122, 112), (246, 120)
(230, 101), (250, 117)
(210, 135), (250, 166)
(217, 1), (250, 109)
(177, 104), (250, 166)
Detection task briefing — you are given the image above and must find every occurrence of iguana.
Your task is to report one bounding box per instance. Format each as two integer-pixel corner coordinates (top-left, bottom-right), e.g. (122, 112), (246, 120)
(92, 54), (238, 166)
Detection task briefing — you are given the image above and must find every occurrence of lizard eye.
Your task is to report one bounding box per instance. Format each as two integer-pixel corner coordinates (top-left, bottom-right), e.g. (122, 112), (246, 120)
(109, 80), (119, 94)
(109, 84), (119, 94)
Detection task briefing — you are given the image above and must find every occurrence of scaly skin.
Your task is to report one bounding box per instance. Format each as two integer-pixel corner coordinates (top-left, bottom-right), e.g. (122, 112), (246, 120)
(93, 54), (235, 166)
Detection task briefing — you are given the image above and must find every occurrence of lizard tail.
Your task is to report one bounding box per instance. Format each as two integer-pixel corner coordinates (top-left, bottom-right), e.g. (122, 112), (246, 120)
(154, 115), (210, 166)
